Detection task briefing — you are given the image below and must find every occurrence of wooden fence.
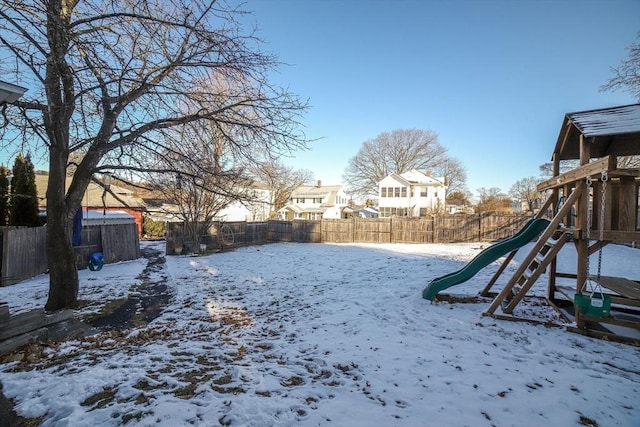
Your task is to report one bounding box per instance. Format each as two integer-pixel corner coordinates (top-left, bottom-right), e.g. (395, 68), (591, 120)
(0, 223), (141, 286)
(166, 214), (533, 254)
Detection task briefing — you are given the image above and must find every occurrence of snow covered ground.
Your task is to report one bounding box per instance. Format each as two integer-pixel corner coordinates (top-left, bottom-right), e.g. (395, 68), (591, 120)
(0, 240), (639, 427)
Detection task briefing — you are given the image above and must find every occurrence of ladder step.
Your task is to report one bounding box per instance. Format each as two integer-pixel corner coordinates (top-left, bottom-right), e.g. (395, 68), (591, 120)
(545, 237), (559, 247)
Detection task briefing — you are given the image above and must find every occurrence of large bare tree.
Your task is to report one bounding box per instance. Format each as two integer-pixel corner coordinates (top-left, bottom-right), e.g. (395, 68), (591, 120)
(509, 176), (544, 213)
(600, 31), (640, 102)
(250, 159), (313, 218)
(476, 187), (512, 213)
(0, 0), (308, 310)
(343, 128), (464, 198)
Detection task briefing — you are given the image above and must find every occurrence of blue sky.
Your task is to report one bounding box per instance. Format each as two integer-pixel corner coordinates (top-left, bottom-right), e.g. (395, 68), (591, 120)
(243, 0), (639, 197)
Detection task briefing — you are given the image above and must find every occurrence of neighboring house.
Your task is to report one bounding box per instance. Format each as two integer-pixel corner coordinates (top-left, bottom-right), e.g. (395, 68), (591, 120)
(279, 181), (350, 220)
(447, 204), (475, 215)
(36, 172), (147, 235)
(377, 170), (447, 217)
(342, 206), (379, 218)
(216, 184), (273, 222)
(141, 182), (273, 224)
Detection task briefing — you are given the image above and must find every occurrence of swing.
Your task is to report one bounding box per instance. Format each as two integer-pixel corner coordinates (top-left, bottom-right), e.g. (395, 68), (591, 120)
(574, 172), (611, 318)
(88, 251), (105, 271)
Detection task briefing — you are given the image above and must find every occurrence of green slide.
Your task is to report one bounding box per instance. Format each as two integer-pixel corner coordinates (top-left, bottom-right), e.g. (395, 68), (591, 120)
(422, 218), (550, 301)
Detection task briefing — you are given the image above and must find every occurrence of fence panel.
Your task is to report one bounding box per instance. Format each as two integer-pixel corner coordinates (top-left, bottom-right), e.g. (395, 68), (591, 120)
(480, 214), (530, 241)
(435, 215), (480, 242)
(352, 218), (390, 243)
(1, 227), (48, 286)
(321, 219), (353, 243)
(245, 222), (268, 245)
(391, 218), (432, 243)
(101, 223), (141, 263)
(292, 220), (322, 242)
(267, 220), (293, 242)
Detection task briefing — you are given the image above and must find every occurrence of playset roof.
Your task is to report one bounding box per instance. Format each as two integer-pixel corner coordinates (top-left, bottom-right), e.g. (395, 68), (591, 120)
(552, 103), (640, 160)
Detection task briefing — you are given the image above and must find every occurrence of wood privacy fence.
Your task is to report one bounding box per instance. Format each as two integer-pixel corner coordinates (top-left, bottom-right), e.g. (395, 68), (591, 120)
(166, 214), (533, 254)
(0, 224), (141, 286)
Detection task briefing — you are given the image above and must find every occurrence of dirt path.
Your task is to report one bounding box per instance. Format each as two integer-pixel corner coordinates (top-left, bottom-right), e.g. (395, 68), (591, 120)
(88, 245), (171, 330)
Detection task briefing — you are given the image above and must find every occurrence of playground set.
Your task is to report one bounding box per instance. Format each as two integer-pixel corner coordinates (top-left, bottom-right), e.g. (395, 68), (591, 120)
(424, 104), (640, 344)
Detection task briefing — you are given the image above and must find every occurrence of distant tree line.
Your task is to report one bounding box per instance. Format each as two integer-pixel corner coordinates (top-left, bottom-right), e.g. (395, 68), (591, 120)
(0, 154), (41, 227)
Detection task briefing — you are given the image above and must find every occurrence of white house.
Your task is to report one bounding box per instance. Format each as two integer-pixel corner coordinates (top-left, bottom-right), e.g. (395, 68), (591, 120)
(377, 170), (447, 217)
(215, 184), (273, 222)
(279, 181), (350, 220)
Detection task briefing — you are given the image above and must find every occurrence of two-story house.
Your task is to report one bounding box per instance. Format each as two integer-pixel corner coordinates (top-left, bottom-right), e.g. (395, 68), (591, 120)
(377, 170), (447, 217)
(279, 181), (350, 220)
(216, 183), (272, 222)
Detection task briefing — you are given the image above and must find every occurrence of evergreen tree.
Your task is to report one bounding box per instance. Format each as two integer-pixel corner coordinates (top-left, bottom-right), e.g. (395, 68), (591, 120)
(10, 154), (40, 227)
(0, 166), (10, 226)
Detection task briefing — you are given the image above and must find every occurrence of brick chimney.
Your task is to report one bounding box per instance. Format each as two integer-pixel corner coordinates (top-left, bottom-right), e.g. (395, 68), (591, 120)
(317, 180), (322, 187)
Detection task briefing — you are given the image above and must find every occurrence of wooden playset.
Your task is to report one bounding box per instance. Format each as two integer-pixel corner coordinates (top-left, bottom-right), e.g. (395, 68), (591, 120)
(480, 104), (639, 343)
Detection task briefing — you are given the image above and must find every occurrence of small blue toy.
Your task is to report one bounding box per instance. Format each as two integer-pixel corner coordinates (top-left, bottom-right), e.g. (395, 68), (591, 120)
(88, 252), (105, 271)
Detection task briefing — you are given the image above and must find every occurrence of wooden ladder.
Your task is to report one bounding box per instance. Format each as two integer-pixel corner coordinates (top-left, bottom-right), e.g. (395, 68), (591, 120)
(485, 229), (571, 315)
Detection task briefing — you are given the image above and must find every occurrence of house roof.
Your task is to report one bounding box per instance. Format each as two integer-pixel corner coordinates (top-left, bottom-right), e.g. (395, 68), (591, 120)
(291, 185), (343, 197)
(35, 173), (146, 209)
(552, 104), (640, 161)
(0, 80), (27, 103)
(399, 169), (446, 185)
(382, 170), (446, 186)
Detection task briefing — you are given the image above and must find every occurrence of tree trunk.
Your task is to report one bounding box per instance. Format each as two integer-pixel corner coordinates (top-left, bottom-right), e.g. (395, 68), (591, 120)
(44, 148), (79, 311)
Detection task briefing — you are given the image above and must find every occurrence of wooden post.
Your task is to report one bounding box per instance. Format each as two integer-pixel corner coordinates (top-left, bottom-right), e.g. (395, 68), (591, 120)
(618, 177), (636, 231)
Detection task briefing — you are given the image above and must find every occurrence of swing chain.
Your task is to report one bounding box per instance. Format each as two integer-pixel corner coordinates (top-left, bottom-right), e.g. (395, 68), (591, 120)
(596, 171), (608, 280)
(584, 175), (592, 285)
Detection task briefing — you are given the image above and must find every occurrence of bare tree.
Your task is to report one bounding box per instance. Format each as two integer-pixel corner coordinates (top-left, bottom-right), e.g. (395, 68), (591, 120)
(250, 159), (313, 218)
(446, 190), (472, 207)
(476, 187), (512, 213)
(437, 157), (468, 197)
(600, 31), (640, 101)
(343, 128), (462, 198)
(509, 176), (544, 213)
(0, 0), (309, 310)
(151, 124), (255, 249)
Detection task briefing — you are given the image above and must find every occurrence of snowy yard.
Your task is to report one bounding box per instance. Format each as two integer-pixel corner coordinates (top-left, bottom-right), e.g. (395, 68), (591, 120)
(0, 240), (639, 427)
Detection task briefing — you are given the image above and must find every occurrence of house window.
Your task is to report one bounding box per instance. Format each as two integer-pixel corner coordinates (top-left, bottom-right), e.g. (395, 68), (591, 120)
(420, 187), (428, 197)
(381, 187), (387, 197)
(401, 187), (407, 197)
(296, 198), (305, 203)
(434, 190), (438, 198)
(380, 207), (408, 217)
(394, 188), (401, 197)
(419, 208), (428, 217)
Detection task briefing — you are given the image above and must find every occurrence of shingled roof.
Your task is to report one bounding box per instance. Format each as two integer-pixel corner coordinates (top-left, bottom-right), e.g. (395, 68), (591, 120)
(35, 173), (145, 209)
(552, 104), (640, 161)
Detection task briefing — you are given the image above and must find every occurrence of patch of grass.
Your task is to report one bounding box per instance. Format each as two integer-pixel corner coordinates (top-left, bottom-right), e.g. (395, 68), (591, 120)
(213, 373), (233, 385)
(281, 376), (304, 387)
(579, 414), (599, 426)
(121, 410), (153, 424)
(81, 386), (117, 410)
(174, 383), (198, 399)
(133, 379), (154, 391)
(211, 385), (245, 394)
